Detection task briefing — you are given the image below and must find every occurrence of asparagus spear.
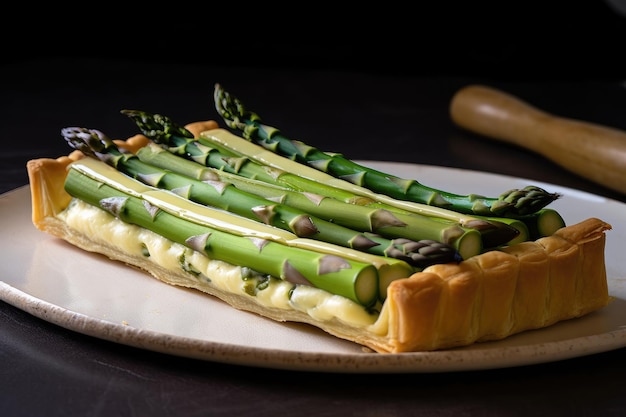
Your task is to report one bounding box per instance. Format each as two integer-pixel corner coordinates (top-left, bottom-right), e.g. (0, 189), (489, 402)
(517, 208), (566, 240)
(477, 215), (530, 245)
(121, 109), (519, 250)
(137, 142), (478, 261)
(62, 127), (461, 267)
(213, 83), (561, 217)
(72, 156), (416, 301)
(63, 166), (381, 306)
(476, 209), (565, 242)
(197, 128), (524, 248)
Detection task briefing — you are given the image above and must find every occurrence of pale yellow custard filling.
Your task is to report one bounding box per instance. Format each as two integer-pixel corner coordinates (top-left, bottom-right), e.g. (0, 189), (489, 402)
(58, 199), (379, 328)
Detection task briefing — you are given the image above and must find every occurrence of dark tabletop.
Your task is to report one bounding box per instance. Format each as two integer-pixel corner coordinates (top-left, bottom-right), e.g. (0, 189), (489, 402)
(2, 4), (626, 416)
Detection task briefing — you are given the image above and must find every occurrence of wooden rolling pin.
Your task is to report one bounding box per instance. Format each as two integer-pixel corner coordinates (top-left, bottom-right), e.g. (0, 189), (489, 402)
(450, 84), (626, 195)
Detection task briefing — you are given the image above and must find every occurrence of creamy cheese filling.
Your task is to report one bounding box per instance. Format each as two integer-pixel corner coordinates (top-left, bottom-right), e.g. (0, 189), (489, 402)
(58, 199), (380, 328)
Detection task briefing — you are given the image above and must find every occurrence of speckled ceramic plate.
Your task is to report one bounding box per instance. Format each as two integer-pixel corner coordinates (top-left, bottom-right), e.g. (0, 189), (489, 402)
(2, 162), (625, 373)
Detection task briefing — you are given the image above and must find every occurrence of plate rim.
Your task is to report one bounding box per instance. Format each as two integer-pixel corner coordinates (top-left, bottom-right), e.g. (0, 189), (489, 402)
(2, 162), (626, 373)
(2, 280), (625, 373)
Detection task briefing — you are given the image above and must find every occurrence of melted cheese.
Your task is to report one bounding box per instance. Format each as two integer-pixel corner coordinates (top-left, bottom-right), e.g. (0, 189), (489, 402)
(201, 128), (481, 223)
(70, 157), (410, 271)
(59, 199), (378, 327)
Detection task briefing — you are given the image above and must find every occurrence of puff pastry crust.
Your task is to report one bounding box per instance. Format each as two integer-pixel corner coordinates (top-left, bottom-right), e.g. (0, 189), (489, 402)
(26, 124), (612, 354)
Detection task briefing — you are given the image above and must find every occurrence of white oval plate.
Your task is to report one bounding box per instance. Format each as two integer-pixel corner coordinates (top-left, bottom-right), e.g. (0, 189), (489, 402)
(1, 162), (625, 373)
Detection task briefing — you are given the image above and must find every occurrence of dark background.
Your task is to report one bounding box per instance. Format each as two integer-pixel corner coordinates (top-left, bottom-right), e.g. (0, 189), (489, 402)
(4, 2), (626, 80)
(3, 1), (626, 197)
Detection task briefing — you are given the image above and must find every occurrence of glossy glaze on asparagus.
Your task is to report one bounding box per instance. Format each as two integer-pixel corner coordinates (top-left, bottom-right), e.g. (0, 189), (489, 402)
(121, 110), (524, 254)
(63, 163), (382, 306)
(62, 127), (462, 268)
(53, 99), (566, 306)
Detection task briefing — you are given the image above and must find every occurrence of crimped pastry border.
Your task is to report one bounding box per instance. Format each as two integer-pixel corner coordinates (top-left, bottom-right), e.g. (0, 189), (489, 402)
(26, 122), (612, 353)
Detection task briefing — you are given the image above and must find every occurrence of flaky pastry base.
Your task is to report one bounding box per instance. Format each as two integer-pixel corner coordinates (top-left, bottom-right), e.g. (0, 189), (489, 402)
(26, 122), (612, 353)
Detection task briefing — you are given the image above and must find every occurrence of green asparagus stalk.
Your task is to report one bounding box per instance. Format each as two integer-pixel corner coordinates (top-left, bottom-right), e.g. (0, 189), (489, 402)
(197, 128), (523, 249)
(476, 216), (529, 245)
(63, 165), (381, 306)
(121, 109), (519, 250)
(477, 209), (565, 241)
(71, 156), (416, 300)
(213, 83), (561, 217)
(63, 127), (463, 267)
(517, 208), (566, 240)
(137, 142), (480, 261)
